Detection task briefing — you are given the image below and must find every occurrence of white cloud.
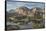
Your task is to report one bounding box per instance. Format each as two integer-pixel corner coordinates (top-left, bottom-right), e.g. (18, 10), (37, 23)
(7, 1), (45, 11)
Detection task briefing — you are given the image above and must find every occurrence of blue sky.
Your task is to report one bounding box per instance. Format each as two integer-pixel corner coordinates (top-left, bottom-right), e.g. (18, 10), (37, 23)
(7, 1), (45, 11)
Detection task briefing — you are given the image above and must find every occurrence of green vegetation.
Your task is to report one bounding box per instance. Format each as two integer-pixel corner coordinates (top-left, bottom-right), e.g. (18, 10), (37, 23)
(7, 12), (45, 29)
(32, 23), (45, 29)
(32, 12), (44, 28)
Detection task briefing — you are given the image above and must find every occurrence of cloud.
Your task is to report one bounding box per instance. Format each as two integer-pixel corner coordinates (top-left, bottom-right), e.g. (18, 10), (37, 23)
(7, 1), (45, 11)
(7, 1), (25, 11)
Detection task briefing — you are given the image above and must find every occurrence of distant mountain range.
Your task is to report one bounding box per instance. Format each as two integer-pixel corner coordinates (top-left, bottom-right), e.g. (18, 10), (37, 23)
(7, 6), (45, 17)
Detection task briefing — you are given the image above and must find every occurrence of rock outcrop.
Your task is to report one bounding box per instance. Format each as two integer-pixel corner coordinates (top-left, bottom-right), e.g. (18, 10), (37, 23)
(15, 6), (44, 17)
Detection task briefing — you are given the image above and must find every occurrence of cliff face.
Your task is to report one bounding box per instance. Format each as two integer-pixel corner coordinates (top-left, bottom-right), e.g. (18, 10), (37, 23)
(15, 6), (44, 17)
(15, 6), (29, 16)
(15, 6), (35, 17)
(7, 6), (44, 17)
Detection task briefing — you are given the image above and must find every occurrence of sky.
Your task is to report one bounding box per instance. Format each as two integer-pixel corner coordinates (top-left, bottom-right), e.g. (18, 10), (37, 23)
(7, 0), (45, 11)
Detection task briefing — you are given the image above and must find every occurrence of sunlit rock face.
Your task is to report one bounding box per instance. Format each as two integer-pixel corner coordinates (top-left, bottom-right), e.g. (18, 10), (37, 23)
(15, 6), (45, 17)
(15, 6), (35, 17)
(15, 6), (29, 16)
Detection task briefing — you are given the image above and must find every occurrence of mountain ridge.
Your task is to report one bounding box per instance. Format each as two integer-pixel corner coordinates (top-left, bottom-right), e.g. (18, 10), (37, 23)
(7, 6), (44, 17)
